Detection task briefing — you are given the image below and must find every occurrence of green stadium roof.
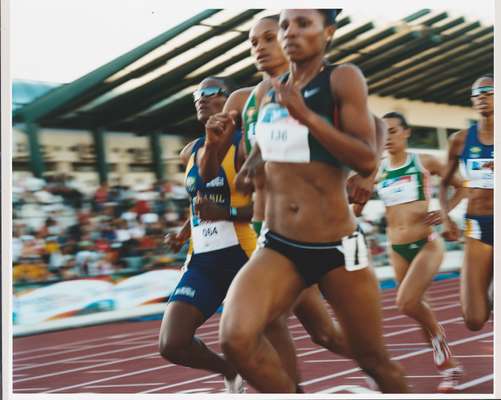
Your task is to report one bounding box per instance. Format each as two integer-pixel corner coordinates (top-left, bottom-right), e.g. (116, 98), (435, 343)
(13, 9), (493, 137)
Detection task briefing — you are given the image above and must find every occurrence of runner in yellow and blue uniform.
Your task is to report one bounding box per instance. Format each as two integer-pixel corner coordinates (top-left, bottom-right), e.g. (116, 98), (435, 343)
(440, 74), (494, 333)
(158, 77), (255, 393)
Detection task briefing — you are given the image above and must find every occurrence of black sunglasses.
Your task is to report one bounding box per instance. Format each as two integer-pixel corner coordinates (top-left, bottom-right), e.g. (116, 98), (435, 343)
(193, 86), (229, 102)
(471, 86), (494, 97)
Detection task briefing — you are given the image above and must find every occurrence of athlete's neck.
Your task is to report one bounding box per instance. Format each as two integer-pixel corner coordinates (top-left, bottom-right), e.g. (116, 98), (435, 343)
(289, 54), (325, 87)
(478, 115), (494, 140)
(263, 64), (289, 80)
(388, 150), (408, 168)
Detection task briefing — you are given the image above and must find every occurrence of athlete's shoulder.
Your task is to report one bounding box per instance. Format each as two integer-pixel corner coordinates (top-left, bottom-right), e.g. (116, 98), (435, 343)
(417, 153), (441, 174)
(180, 138), (201, 166)
(255, 79), (274, 106)
(448, 129), (468, 147)
(224, 87), (255, 113)
(330, 63), (368, 97)
(330, 63), (365, 81)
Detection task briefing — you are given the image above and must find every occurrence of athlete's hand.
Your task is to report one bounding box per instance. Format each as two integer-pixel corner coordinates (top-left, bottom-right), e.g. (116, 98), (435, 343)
(205, 111), (239, 146)
(352, 203), (365, 217)
(347, 173), (374, 204)
(271, 74), (309, 122)
(424, 210), (442, 226)
(441, 216), (460, 241)
(164, 231), (186, 253)
(193, 191), (228, 221)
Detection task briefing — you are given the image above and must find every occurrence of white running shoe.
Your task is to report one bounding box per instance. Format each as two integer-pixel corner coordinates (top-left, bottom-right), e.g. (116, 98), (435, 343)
(431, 334), (453, 370)
(437, 365), (464, 393)
(224, 373), (246, 393)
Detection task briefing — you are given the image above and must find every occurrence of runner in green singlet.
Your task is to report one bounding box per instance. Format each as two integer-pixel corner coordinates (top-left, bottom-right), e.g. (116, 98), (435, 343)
(375, 112), (465, 393)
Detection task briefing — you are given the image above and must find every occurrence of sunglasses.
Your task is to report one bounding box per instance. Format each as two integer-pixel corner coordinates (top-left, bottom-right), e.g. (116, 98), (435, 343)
(193, 86), (229, 102)
(471, 86), (494, 97)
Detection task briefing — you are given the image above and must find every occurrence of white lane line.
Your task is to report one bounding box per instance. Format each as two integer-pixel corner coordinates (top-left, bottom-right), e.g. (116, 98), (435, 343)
(45, 363), (175, 393)
(42, 336), (221, 393)
(319, 384), (378, 393)
(304, 331), (492, 388)
(455, 355), (493, 358)
(26, 279), (463, 392)
(85, 370), (123, 373)
(305, 359), (351, 363)
(85, 383), (165, 387)
(141, 373), (220, 394)
(387, 343), (428, 346)
(177, 388), (214, 393)
(14, 341), (156, 373)
(14, 388), (50, 391)
(481, 339), (493, 343)
(62, 359), (121, 364)
(15, 322), (220, 367)
(455, 374), (494, 390)
(13, 328), (159, 356)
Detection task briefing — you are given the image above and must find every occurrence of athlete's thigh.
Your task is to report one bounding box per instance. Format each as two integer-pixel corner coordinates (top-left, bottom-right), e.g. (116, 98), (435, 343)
(319, 266), (386, 355)
(461, 238), (493, 308)
(399, 238), (444, 301)
(222, 247), (305, 334)
(293, 285), (333, 333)
(388, 246), (410, 284)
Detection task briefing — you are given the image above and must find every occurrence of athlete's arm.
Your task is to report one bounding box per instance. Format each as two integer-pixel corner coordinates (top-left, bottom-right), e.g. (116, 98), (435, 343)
(164, 218), (191, 253)
(439, 130), (467, 240)
(193, 194), (253, 222)
(420, 153), (466, 212)
(180, 139), (197, 167)
(347, 116), (387, 205)
(198, 89), (253, 182)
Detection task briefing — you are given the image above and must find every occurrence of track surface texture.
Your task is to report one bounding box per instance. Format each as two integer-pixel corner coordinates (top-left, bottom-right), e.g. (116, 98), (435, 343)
(13, 277), (493, 394)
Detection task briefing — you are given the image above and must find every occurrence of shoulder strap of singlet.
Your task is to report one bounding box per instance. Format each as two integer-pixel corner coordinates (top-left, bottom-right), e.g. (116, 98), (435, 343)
(460, 124), (478, 160)
(191, 136), (205, 156)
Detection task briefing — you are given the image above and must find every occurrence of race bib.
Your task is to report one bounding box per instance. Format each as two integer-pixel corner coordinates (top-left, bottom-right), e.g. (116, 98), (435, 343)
(464, 158), (494, 189)
(377, 175), (419, 206)
(339, 230), (369, 271)
(256, 103), (310, 163)
(191, 220), (239, 253)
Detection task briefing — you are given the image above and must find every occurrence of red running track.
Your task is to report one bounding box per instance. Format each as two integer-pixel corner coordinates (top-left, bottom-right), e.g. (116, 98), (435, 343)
(13, 277), (493, 394)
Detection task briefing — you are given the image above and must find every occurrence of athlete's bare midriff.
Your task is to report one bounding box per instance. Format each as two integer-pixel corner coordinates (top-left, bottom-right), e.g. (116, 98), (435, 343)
(465, 188), (493, 216)
(264, 161), (356, 242)
(385, 200), (433, 244)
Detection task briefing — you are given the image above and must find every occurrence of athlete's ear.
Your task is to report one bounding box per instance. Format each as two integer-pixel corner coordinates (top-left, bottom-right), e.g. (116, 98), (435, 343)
(324, 25), (335, 46)
(403, 127), (411, 139)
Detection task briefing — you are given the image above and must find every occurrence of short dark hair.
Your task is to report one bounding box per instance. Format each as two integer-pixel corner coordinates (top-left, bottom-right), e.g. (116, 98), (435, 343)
(259, 14), (279, 23)
(317, 9), (343, 26)
(382, 111), (409, 129)
(204, 76), (238, 94)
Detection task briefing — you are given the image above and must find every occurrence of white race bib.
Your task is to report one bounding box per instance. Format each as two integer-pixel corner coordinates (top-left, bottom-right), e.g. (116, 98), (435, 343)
(339, 231), (369, 271)
(377, 175), (419, 206)
(256, 103), (310, 163)
(463, 158), (494, 189)
(191, 220), (239, 253)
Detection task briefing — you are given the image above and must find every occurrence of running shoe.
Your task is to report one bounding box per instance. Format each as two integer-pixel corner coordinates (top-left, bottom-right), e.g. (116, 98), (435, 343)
(364, 375), (380, 392)
(431, 333), (453, 370)
(224, 373), (246, 393)
(437, 365), (464, 393)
